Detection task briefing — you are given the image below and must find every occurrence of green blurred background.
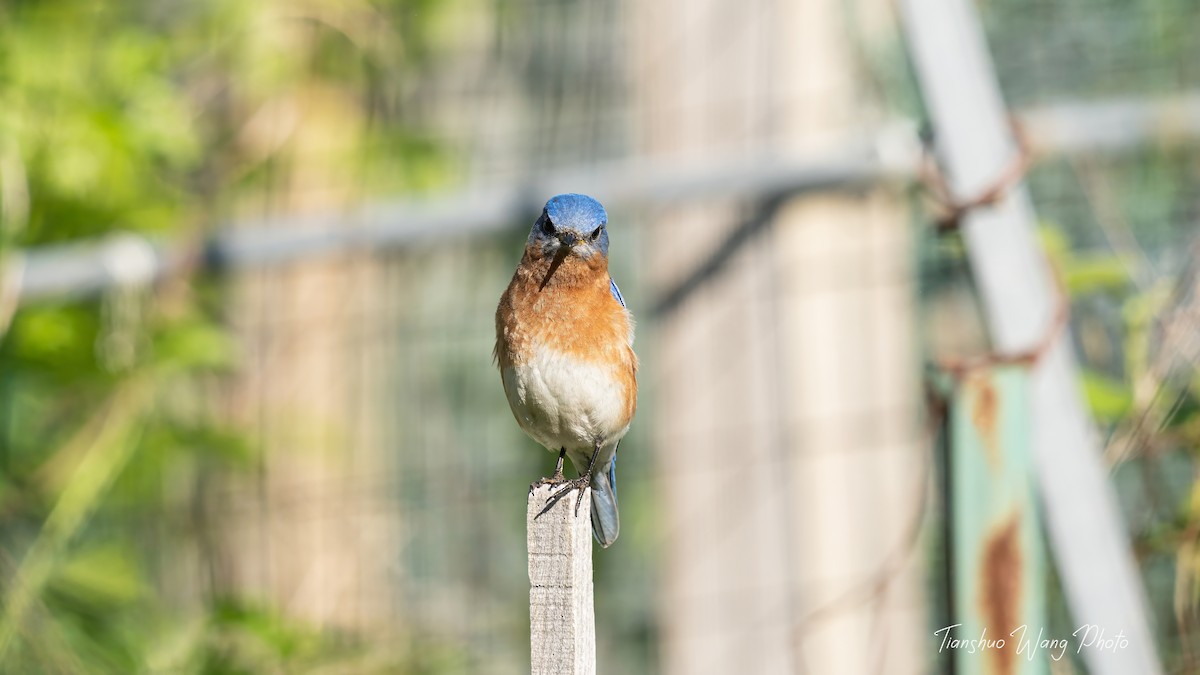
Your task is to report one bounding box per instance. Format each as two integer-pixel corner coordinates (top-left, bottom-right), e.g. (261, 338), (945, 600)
(0, 0), (1198, 673)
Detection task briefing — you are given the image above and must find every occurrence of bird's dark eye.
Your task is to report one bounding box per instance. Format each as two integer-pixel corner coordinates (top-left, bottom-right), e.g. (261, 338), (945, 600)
(590, 226), (602, 240)
(541, 218), (555, 235)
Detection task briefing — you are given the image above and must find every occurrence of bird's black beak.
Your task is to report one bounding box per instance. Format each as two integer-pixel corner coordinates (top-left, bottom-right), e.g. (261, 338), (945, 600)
(558, 231), (579, 248)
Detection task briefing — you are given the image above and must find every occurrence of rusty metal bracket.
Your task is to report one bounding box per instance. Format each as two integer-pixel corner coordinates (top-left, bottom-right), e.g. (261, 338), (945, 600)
(932, 267), (1070, 380)
(920, 118), (1035, 234)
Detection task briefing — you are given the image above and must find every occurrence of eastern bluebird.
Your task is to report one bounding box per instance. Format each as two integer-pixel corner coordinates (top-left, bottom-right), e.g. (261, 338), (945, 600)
(495, 194), (637, 548)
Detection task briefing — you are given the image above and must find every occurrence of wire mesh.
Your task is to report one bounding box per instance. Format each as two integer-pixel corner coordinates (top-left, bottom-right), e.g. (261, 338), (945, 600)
(2, 0), (1200, 673)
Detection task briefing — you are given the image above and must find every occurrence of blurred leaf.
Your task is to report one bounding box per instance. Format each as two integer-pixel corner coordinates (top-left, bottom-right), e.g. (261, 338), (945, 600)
(48, 543), (145, 610)
(1064, 254), (1132, 294)
(1038, 221), (1071, 261)
(1041, 223), (1133, 295)
(1081, 369), (1133, 422)
(8, 306), (102, 376)
(211, 601), (314, 660)
(154, 320), (239, 372)
(183, 424), (256, 464)
(1122, 285), (1166, 325)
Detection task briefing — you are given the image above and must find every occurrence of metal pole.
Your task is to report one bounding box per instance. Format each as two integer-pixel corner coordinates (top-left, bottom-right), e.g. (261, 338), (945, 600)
(899, 1), (1163, 673)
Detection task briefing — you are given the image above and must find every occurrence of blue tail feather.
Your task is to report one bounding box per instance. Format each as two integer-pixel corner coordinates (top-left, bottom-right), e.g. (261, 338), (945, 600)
(590, 451), (619, 547)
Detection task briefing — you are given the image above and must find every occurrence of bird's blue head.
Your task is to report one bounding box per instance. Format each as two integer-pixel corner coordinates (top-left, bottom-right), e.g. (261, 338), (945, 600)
(527, 193), (610, 260)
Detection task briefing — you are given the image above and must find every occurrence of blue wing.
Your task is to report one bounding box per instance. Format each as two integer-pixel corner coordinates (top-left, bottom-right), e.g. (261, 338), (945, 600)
(609, 278), (626, 308)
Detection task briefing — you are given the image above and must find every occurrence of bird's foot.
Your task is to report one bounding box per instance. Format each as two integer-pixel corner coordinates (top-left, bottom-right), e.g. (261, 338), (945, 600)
(546, 473), (592, 516)
(528, 469), (567, 495)
(530, 448), (570, 495)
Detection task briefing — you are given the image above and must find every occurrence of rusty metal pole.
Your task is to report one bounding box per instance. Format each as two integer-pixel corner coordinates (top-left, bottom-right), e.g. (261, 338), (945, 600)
(948, 369), (1046, 675)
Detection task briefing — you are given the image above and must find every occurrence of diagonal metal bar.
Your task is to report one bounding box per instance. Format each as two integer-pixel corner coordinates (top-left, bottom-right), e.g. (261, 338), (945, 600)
(899, 0), (1163, 673)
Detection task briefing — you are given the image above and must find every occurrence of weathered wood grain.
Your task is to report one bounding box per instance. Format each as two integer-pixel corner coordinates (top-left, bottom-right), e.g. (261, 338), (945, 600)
(528, 485), (595, 675)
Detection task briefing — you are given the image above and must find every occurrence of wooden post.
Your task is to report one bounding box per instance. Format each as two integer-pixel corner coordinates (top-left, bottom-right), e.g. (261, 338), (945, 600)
(899, 1), (1163, 673)
(528, 485), (595, 675)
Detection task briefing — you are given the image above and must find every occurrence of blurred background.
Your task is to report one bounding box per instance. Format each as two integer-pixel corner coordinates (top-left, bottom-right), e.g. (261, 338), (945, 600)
(0, 0), (1199, 673)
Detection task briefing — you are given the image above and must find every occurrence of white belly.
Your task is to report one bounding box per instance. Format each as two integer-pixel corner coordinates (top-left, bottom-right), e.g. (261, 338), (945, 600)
(502, 346), (631, 454)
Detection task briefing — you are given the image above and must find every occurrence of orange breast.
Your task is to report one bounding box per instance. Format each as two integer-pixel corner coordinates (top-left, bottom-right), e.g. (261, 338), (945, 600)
(495, 247), (637, 424)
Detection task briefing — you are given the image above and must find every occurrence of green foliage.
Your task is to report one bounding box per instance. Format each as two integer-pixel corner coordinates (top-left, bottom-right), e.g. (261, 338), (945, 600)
(1040, 218), (1200, 670)
(0, 1), (460, 672)
(1080, 369), (1133, 422)
(1063, 255), (1134, 296)
(49, 543), (146, 610)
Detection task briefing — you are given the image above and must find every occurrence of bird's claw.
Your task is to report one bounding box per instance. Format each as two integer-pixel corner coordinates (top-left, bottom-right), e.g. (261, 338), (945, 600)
(528, 470), (567, 495)
(546, 474), (591, 516)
